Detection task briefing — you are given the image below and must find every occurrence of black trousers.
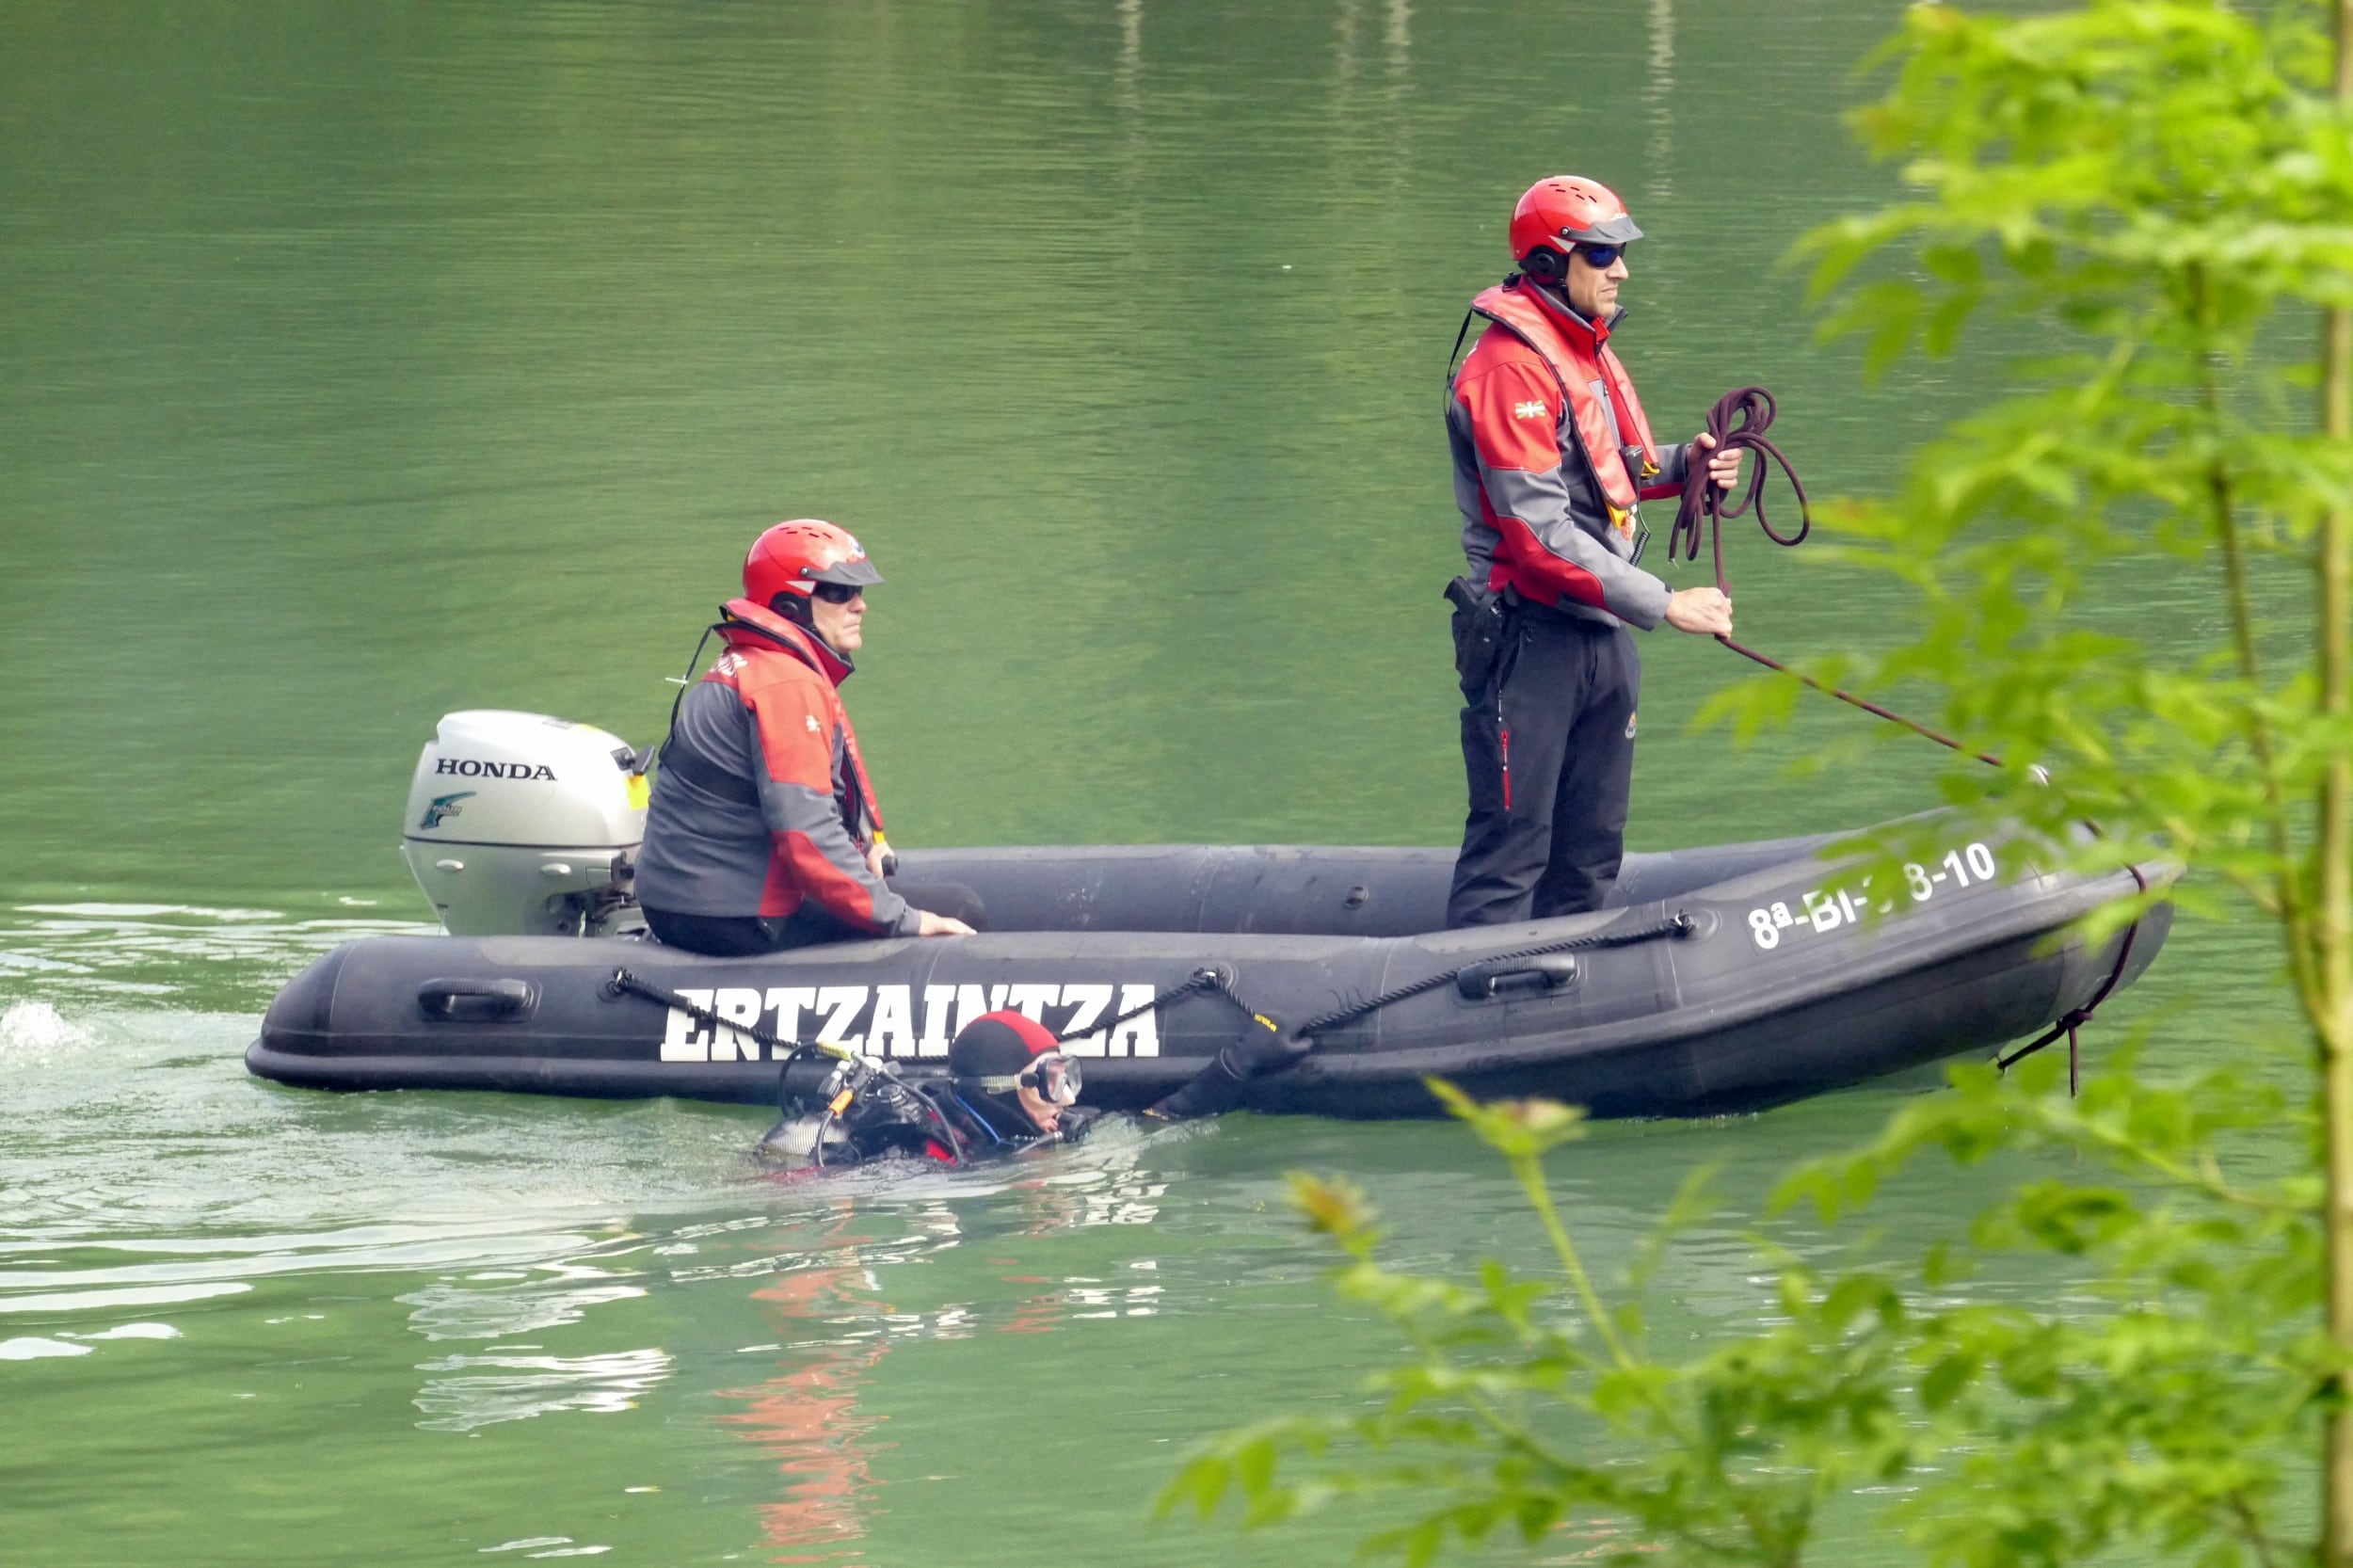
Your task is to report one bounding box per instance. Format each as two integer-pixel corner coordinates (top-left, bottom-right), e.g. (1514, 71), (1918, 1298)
(644, 882), (987, 957)
(1446, 612), (1639, 926)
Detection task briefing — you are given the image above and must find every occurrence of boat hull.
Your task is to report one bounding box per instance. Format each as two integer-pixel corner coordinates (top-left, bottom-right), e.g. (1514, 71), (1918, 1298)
(248, 834), (2169, 1119)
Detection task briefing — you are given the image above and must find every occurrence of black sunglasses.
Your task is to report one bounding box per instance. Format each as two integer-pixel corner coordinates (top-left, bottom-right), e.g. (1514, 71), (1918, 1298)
(809, 582), (866, 604)
(1574, 243), (1624, 270)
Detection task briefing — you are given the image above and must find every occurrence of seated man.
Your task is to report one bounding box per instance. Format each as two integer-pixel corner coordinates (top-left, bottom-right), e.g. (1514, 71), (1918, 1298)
(636, 519), (978, 956)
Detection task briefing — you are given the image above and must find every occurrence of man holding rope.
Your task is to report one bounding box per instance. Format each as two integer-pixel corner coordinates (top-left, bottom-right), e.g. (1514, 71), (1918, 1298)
(1443, 175), (1741, 927)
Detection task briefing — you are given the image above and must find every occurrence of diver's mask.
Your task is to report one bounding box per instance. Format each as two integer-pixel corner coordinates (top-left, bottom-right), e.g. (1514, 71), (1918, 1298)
(968, 1048), (1083, 1108)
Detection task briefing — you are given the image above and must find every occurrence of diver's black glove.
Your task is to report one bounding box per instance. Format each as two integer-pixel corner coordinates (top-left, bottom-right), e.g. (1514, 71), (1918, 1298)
(1227, 1016), (1311, 1076)
(1145, 1016), (1309, 1123)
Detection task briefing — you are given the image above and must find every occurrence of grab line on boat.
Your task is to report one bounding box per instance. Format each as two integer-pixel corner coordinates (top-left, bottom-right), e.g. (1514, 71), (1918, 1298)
(1993, 862), (2154, 1095)
(600, 967), (798, 1057)
(1288, 910), (1700, 1041)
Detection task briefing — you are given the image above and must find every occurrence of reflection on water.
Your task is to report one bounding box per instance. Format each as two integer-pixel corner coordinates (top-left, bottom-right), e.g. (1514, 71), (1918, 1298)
(0, 1322), (179, 1359)
(722, 1230), (894, 1562)
(401, 1267), (650, 1344)
(0, 997), (2244, 1567)
(414, 1347), (674, 1433)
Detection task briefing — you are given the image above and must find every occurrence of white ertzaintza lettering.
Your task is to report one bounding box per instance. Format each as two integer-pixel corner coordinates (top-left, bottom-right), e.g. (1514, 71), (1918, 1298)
(653, 980), (1166, 1060)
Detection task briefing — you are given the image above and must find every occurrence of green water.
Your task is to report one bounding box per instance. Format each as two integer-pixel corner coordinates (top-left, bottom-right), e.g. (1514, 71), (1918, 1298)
(0, 3), (2290, 1564)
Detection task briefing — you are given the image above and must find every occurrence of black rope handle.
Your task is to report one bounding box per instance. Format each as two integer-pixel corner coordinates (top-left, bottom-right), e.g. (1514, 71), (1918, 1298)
(1994, 863), (2152, 1095)
(1293, 909), (1697, 1038)
(601, 967), (806, 1058)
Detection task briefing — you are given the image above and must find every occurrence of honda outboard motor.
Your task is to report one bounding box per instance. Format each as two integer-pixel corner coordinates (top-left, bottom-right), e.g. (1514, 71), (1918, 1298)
(399, 711), (648, 936)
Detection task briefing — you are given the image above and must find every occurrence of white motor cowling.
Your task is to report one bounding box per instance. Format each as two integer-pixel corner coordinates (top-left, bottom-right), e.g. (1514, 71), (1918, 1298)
(400, 711), (649, 936)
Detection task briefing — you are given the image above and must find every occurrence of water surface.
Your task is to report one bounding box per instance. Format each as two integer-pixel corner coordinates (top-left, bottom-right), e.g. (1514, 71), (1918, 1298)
(0, 3), (2288, 1563)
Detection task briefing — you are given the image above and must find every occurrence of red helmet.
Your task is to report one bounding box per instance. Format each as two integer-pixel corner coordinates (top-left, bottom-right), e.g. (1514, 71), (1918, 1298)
(743, 519), (883, 607)
(1508, 175), (1643, 264)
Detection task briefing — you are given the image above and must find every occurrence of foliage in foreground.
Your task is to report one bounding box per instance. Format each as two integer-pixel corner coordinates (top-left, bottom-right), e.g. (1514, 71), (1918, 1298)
(1161, 1066), (2317, 1567)
(1165, 0), (2353, 1561)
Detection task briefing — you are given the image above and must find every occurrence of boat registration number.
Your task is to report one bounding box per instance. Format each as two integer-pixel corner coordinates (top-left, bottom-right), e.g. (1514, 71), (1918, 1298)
(1745, 840), (2000, 951)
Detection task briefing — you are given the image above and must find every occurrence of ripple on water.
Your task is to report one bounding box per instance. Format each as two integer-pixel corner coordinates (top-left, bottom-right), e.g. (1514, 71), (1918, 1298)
(0, 1007), (779, 1349)
(0, 903), (434, 1012)
(411, 1346), (674, 1432)
(0, 1336), (91, 1360)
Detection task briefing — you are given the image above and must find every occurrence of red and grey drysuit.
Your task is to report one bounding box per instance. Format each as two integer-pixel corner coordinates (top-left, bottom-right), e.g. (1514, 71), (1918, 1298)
(1443, 278), (1692, 926)
(635, 598), (917, 951)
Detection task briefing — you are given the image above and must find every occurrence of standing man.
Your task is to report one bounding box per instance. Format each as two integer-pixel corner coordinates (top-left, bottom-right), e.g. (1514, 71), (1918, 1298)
(1444, 175), (1739, 927)
(636, 519), (978, 955)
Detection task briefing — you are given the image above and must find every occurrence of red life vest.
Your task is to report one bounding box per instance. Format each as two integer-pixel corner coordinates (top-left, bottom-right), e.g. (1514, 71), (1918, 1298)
(1465, 281), (1663, 518)
(715, 598), (888, 842)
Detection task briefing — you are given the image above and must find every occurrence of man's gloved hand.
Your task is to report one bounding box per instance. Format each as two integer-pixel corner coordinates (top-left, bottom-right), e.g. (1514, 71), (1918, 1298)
(1225, 1015), (1310, 1078)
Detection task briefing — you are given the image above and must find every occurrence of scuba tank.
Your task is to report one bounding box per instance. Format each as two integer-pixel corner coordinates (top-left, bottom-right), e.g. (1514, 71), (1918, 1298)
(756, 1044), (978, 1171)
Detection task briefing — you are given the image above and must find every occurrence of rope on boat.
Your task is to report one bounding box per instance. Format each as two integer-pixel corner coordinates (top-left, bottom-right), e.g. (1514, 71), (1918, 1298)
(1993, 862), (2152, 1095)
(1057, 967), (1248, 1045)
(1073, 908), (1699, 1054)
(1289, 909), (1697, 1038)
(600, 967), (803, 1058)
(605, 848), (2135, 1105)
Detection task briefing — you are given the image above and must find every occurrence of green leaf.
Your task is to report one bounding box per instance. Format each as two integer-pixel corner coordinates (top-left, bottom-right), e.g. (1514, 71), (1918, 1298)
(1424, 1080), (1589, 1160)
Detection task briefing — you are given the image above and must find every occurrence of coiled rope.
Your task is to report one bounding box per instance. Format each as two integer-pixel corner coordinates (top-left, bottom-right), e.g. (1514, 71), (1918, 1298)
(1671, 387), (2002, 770)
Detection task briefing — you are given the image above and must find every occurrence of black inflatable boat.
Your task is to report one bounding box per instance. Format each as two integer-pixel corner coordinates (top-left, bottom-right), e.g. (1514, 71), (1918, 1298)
(248, 825), (2169, 1120)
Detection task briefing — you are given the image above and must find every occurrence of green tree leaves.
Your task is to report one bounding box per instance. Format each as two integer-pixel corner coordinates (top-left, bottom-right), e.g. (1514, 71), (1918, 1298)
(1163, 1059), (2316, 1566)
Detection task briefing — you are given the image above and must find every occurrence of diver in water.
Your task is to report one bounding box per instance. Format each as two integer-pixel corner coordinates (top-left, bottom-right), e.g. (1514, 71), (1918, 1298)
(755, 1001), (1304, 1172)
(756, 1010), (1096, 1171)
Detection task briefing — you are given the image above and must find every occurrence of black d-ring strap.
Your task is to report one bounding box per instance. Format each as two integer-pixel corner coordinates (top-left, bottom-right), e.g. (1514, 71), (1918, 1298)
(600, 967), (797, 1057)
